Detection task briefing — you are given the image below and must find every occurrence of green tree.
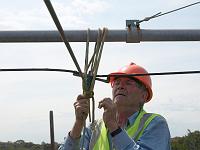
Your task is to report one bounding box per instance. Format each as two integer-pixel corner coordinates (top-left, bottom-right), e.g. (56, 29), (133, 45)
(171, 130), (200, 150)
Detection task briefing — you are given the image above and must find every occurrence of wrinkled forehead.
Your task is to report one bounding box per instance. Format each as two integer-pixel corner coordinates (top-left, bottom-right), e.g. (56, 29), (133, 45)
(113, 76), (135, 81)
(111, 76), (143, 86)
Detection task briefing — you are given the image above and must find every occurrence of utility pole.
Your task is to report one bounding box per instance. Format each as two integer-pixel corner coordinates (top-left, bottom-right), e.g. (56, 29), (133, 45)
(49, 110), (55, 150)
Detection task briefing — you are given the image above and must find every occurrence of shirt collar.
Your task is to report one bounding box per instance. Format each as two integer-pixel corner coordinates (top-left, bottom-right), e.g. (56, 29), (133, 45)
(125, 111), (140, 128)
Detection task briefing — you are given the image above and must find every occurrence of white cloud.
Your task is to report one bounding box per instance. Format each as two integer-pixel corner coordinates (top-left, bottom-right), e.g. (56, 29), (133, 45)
(0, 8), (52, 30)
(0, 0), (110, 30)
(71, 0), (109, 15)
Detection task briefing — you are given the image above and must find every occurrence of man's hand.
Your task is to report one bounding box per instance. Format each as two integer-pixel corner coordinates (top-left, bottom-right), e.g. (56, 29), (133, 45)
(70, 94), (89, 139)
(98, 98), (118, 132)
(74, 94), (89, 124)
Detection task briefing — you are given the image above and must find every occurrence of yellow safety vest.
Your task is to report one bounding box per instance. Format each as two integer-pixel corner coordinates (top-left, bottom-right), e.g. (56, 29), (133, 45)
(90, 110), (159, 150)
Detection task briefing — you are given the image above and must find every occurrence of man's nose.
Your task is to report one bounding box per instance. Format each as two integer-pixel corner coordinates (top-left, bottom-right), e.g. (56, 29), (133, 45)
(117, 80), (126, 88)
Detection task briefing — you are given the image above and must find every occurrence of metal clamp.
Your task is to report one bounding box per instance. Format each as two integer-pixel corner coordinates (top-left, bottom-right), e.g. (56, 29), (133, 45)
(126, 20), (141, 43)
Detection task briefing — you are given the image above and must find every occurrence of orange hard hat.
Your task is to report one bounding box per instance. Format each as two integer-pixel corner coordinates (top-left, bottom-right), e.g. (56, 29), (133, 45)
(109, 62), (153, 102)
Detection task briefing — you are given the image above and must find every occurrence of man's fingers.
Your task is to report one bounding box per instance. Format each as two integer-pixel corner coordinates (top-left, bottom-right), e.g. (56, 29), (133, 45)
(98, 98), (112, 109)
(76, 106), (89, 114)
(76, 95), (89, 105)
(77, 94), (89, 100)
(74, 103), (89, 109)
(77, 94), (85, 99)
(73, 94), (91, 122)
(75, 105), (89, 120)
(74, 101), (88, 106)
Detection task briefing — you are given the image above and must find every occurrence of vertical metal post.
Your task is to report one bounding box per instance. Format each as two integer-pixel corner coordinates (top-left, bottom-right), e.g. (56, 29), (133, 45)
(50, 110), (55, 150)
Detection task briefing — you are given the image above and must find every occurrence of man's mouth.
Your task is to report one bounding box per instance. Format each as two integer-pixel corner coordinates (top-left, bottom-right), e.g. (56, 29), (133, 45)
(115, 93), (126, 98)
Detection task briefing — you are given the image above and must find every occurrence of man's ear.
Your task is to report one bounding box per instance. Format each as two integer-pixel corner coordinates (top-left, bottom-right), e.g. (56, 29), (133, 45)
(141, 90), (148, 102)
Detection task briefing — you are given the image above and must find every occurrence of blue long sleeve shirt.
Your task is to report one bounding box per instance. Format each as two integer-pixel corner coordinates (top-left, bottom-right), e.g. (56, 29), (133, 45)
(59, 111), (171, 150)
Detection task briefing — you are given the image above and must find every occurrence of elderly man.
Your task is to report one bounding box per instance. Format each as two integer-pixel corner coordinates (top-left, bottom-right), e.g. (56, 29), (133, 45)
(59, 62), (171, 150)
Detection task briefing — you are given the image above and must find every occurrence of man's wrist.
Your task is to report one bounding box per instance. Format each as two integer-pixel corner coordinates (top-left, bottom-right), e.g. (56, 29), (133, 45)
(70, 121), (84, 139)
(69, 131), (81, 139)
(110, 127), (122, 137)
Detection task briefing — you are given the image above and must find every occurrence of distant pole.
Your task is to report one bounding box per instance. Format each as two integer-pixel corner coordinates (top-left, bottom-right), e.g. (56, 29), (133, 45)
(49, 110), (55, 150)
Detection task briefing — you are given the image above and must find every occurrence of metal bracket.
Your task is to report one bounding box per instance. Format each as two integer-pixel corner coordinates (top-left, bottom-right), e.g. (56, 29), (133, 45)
(126, 20), (141, 43)
(126, 20), (139, 29)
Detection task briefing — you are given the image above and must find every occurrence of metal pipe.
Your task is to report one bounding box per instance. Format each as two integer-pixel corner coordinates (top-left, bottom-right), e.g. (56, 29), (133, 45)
(141, 29), (200, 42)
(0, 29), (200, 43)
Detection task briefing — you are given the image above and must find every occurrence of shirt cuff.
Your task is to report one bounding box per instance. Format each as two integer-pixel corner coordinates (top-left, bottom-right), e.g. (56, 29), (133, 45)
(62, 132), (80, 150)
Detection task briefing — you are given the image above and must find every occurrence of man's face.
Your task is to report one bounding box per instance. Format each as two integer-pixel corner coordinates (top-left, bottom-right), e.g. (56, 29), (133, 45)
(112, 77), (146, 109)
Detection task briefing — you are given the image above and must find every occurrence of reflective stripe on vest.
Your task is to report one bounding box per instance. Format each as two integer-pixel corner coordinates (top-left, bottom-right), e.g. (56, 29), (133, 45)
(90, 110), (160, 150)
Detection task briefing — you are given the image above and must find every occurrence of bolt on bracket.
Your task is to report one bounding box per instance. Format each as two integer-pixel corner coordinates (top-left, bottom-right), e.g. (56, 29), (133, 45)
(126, 20), (141, 43)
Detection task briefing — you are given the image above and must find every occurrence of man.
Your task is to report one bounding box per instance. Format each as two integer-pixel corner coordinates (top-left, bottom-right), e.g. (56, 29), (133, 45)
(59, 62), (171, 150)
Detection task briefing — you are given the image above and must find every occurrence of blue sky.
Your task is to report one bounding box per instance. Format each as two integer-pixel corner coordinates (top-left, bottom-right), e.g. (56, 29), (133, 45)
(0, 0), (200, 144)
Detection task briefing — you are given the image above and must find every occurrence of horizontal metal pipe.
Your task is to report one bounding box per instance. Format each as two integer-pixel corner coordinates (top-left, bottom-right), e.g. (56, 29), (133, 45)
(0, 29), (200, 43)
(0, 30), (125, 43)
(141, 29), (200, 42)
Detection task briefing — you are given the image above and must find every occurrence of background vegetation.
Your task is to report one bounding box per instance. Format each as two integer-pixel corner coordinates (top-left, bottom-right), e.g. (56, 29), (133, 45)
(0, 130), (199, 150)
(171, 130), (200, 150)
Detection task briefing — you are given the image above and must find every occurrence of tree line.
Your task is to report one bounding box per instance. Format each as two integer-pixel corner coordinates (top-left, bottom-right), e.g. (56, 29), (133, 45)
(0, 140), (60, 150)
(0, 130), (199, 150)
(171, 130), (200, 150)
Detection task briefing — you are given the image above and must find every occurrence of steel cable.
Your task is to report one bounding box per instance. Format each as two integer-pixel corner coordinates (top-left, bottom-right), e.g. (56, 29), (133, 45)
(1, 68), (200, 81)
(137, 1), (200, 24)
